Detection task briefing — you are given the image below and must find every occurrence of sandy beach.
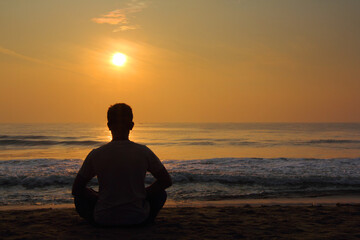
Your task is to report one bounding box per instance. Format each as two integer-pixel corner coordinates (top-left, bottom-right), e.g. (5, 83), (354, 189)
(1, 204), (360, 239)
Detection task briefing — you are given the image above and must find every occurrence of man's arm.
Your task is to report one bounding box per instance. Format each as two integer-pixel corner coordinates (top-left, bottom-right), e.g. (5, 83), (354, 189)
(72, 174), (97, 198)
(72, 150), (97, 198)
(146, 166), (172, 196)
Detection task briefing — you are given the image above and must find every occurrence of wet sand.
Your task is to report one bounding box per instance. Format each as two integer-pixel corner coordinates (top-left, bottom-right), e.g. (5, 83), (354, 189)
(1, 204), (360, 239)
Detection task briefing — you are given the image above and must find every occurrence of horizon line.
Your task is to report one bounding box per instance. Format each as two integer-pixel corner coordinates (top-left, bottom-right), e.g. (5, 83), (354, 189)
(1, 121), (360, 125)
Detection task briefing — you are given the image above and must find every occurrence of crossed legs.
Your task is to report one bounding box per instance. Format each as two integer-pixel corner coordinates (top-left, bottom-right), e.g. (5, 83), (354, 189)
(74, 188), (167, 225)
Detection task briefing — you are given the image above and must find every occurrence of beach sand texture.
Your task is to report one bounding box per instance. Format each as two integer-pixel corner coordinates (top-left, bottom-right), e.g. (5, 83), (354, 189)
(1, 205), (360, 239)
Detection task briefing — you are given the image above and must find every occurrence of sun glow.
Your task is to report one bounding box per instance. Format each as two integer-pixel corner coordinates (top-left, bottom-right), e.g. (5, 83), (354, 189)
(112, 52), (127, 66)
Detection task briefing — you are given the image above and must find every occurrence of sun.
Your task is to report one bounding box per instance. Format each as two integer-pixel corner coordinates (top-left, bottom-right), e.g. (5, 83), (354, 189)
(112, 52), (127, 66)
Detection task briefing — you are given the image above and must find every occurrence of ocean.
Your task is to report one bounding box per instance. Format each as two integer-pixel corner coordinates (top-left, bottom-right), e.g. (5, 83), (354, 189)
(0, 123), (360, 205)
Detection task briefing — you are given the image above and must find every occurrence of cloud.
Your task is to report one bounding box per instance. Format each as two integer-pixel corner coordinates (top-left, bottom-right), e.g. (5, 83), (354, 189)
(92, 0), (147, 32)
(113, 25), (139, 32)
(0, 46), (44, 64)
(0, 46), (100, 81)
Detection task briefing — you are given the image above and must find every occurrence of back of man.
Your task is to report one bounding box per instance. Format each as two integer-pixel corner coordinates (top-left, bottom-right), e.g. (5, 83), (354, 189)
(78, 140), (165, 225)
(72, 103), (172, 226)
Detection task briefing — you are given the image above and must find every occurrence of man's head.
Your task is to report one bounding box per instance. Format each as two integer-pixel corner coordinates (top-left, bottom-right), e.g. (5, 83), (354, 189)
(107, 103), (134, 132)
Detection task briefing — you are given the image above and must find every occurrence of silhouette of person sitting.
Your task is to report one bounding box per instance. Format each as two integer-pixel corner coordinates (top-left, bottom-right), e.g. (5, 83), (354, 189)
(72, 103), (172, 226)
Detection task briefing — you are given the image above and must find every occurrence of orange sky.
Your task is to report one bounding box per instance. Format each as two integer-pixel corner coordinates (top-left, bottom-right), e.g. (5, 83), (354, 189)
(0, 0), (359, 123)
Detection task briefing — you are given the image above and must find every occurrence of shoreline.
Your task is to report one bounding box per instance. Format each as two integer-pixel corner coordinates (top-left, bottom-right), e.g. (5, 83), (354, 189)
(1, 194), (360, 211)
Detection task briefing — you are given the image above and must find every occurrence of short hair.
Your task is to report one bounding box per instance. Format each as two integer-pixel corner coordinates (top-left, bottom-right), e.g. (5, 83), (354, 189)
(107, 103), (133, 127)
